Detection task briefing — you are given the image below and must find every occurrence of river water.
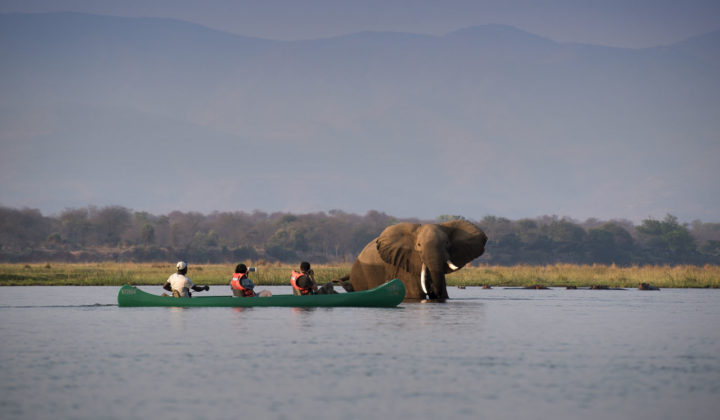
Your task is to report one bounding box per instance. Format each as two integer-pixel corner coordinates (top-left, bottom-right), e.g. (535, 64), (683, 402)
(1, 285), (719, 420)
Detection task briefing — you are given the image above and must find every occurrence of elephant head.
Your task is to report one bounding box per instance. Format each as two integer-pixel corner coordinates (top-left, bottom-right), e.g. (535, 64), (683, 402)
(376, 220), (487, 299)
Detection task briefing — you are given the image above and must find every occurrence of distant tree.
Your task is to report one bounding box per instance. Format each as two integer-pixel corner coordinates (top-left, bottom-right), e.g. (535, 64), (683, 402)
(437, 215), (467, 222)
(587, 227), (614, 262)
(153, 215), (170, 246)
(691, 220), (720, 258)
(636, 214), (697, 263)
(280, 214), (298, 224)
(232, 246), (258, 261)
(478, 215), (515, 238)
(141, 224), (155, 245)
(699, 240), (720, 257)
(517, 218), (538, 233)
(3, 205), (720, 264)
(0, 207), (51, 250)
(265, 244), (298, 261)
(60, 208), (92, 247)
(124, 211), (154, 245)
(601, 222), (635, 250)
(204, 229), (219, 247)
(349, 225), (379, 254)
(46, 232), (63, 247)
(210, 211), (254, 248)
(266, 224), (309, 253)
(90, 206), (131, 246)
(690, 220), (720, 242)
(167, 211), (205, 248)
(544, 218), (586, 243)
(586, 222), (634, 265)
(516, 219), (547, 250)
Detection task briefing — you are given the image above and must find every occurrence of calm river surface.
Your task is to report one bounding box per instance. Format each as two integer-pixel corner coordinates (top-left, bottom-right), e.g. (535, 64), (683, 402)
(1, 285), (719, 420)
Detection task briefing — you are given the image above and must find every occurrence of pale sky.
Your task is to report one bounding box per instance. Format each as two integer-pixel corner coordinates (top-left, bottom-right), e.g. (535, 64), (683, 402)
(1, 1), (719, 222)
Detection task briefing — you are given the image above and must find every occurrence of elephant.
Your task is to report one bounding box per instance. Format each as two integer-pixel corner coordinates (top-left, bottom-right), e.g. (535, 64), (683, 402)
(344, 220), (488, 300)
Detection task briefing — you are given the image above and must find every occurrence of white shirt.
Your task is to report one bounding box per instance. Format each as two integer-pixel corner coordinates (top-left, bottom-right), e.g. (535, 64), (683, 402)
(167, 273), (194, 293)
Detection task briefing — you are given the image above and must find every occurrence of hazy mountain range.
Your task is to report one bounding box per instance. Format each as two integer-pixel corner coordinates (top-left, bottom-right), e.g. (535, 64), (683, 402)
(1, 12), (718, 221)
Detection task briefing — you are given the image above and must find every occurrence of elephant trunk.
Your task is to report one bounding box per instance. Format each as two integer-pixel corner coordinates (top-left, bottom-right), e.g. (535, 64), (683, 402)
(431, 269), (448, 299)
(420, 262), (449, 300)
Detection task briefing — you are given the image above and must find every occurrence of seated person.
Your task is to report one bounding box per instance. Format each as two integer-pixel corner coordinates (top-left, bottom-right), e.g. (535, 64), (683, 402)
(290, 261), (336, 295)
(230, 264), (256, 297)
(163, 261), (209, 297)
(230, 264), (272, 297)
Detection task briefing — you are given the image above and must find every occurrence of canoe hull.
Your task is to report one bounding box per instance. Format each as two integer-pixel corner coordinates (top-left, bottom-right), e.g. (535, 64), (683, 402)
(117, 279), (405, 308)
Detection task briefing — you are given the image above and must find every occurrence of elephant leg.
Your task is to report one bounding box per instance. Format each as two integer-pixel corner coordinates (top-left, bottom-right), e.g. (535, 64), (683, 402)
(396, 270), (424, 299)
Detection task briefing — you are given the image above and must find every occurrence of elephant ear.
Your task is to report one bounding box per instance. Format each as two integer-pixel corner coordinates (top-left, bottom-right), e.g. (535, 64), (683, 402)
(439, 220), (488, 267)
(376, 223), (423, 275)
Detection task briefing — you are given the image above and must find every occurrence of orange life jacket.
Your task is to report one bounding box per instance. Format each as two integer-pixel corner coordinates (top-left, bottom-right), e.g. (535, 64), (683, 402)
(290, 270), (313, 295)
(231, 273), (255, 297)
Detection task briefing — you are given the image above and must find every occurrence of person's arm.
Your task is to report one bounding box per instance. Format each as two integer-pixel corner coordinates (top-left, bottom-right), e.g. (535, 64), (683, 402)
(308, 270), (318, 291)
(241, 277), (256, 296)
(296, 275), (311, 289)
(241, 277), (255, 289)
(187, 277), (209, 292)
(163, 282), (172, 292)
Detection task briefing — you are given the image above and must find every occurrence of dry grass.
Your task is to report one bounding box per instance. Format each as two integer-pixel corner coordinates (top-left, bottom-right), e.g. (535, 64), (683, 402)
(450, 264), (720, 288)
(0, 262), (352, 286)
(1, 262), (718, 288)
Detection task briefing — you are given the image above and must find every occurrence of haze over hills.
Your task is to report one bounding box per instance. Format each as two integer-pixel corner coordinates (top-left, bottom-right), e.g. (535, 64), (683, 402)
(1, 12), (718, 222)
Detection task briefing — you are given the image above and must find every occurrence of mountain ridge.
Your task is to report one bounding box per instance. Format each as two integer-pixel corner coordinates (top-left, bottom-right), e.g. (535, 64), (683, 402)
(2, 12), (715, 50)
(0, 12), (718, 222)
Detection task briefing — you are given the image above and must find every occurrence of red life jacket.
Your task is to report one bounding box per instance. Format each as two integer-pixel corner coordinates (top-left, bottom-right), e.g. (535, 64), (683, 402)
(231, 273), (255, 297)
(290, 270), (313, 295)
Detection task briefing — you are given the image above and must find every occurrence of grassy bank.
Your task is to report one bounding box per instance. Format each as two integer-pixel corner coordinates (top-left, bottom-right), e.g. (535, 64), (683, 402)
(452, 264), (720, 288)
(1, 263), (719, 288)
(0, 263), (351, 286)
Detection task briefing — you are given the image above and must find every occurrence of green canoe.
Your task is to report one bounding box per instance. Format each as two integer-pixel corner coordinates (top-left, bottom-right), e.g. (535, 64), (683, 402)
(117, 279), (405, 308)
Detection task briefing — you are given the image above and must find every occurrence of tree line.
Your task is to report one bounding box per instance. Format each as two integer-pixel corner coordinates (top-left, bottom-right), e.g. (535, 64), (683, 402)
(1, 206), (719, 265)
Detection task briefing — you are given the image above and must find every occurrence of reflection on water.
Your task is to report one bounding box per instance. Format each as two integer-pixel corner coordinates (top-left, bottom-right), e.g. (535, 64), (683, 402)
(167, 306), (186, 330)
(0, 286), (719, 420)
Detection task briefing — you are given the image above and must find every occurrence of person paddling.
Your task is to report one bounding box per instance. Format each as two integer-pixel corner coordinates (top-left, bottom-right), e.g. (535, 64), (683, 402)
(163, 261), (209, 297)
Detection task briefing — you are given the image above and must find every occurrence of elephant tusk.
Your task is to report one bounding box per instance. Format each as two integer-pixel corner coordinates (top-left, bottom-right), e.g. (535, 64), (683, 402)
(447, 261), (460, 271)
(420, 263), (428, 295)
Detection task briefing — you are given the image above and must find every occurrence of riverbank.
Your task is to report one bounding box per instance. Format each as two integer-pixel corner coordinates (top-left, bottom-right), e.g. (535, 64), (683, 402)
(1, 263), (718, 288)
(451, 263), (720, 288)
